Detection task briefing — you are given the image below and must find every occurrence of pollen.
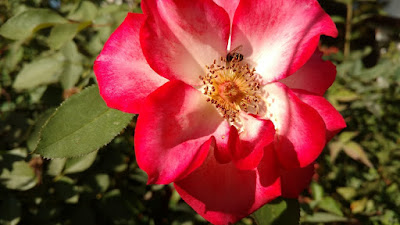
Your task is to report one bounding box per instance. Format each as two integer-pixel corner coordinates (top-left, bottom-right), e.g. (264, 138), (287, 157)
(199, 57), (262, 124)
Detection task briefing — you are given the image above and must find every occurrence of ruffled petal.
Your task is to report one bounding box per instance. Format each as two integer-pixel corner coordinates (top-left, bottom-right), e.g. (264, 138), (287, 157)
(213, 126), (236, 164)
(280, 50), (336, 96)
(94, 13), (167, 114)
(292, 89), (346, 141)
(134, 80), (230, 184)
(140, 0), (230, 86)
(281, 163), (315, 198)
(174, 146), (281, 225)
(231, 0), (337, 83)
(262, 82), (326, 169)
(230, 114), (275, 170)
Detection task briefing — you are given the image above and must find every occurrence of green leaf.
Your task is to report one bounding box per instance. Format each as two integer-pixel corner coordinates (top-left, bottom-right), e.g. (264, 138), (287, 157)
(48, 22), (91, 50)
(96, 174), (111, 193)
(47, 23), (80, 50)
(4, 42), (24, 73)
(318, 196), (344, 216)
(330, 15), (345, 24)
(35, 85), (133, 158)
(0, 160), (37, 191)
(352, 13), (375, 25)
(47, 158), (67, 176)
(68, 1), (98, 22)
(85, 34), (104, 55)
(333, 0), (351, 4)
(27, 108), (56, 151)
(338, 131), (358, 143)
(310, 182), (324, 201)
(329, 141), (343, 163)
(343, 141), (373, 168)
(351, 198), (368, 214)
(252, 198), (300, 225)
(12, 53), (65, 91)
(63, 150), (98, 174)
(337, 187), (357, 200)
(0, 8), (67, 40)
(330, 89), (359, 102)
(60, 61), (83, 90)
(302, 212), (349, 223)
(29, 86), (48, 104)
(90, 174), (110, 193)
(60, 41), (84, 89)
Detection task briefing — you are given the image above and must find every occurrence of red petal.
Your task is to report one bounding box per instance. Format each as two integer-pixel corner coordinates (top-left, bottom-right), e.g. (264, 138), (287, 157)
(140, 0), (230, 86)
(231, 114), (275, 170)
(213, 126), (236, 164)
(134, 80), (230, 184)
(263, 83), (326, 169)
(280, 50), (336, 96)
(94, 13), (167, 114)
(293, 90), (346, 141)
(174, 147), (281, 225)
(281, 163), (315, 198)
(231, 0), (337, 83)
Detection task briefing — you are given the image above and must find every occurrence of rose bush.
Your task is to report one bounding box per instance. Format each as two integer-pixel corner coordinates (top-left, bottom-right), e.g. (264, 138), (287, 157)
(94, 0), (346, 224)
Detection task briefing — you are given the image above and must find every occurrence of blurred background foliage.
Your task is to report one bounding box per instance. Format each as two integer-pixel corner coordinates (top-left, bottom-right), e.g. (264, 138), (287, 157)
(0, 0), (399, 224)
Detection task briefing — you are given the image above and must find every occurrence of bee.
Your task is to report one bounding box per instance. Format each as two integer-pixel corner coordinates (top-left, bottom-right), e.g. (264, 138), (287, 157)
(226, 45), (244, 62)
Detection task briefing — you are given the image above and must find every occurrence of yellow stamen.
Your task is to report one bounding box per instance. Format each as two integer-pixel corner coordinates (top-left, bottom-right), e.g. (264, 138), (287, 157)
(200, 57), (262, 124)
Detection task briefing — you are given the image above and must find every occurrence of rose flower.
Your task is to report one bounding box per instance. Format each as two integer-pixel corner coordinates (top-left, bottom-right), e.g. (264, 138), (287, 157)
(94, 0), (346, 224)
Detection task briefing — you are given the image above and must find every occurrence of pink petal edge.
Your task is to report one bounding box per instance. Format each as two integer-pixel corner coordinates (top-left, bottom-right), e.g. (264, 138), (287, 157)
(263, 82), (327, 169)
(230, 114), (275, 170)
(292, 89), (347, 141)
(280, 49), (337, 96)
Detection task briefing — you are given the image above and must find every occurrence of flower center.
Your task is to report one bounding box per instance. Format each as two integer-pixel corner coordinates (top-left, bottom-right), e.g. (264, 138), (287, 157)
(218, 81), (244, 104)
(199, 57), (262, 123)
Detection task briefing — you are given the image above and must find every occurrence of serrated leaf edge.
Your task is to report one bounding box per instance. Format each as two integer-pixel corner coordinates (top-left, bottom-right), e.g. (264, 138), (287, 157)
(32, 85), (133, 159)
